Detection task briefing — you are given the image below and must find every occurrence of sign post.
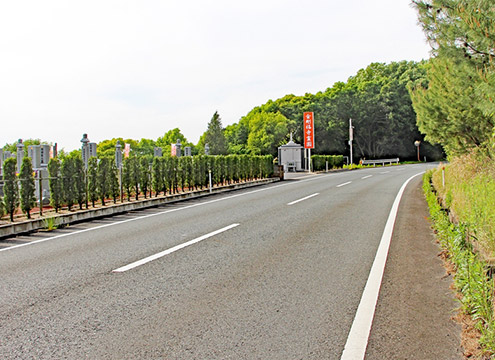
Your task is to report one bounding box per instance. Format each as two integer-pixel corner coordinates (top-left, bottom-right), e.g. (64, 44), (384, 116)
(303, 112), (314, 172)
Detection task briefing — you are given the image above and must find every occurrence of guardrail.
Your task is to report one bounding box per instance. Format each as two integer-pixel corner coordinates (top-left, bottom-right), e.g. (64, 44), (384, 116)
(0, 177), (281, 239)
(361, 158), (399, 166)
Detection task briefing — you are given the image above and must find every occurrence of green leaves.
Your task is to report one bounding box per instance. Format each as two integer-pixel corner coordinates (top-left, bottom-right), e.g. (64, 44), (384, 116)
(412, 0), (495, 155)
(3, 158), (19, 221)
(19, 157), (36, 219)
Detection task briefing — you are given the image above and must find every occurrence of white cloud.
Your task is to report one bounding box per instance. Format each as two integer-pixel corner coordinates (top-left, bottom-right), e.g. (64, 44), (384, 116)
(0, 0), (430, 151)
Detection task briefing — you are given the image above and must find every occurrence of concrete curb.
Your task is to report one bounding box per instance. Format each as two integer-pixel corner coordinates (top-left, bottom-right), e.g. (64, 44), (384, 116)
(0, 178), (280, 239)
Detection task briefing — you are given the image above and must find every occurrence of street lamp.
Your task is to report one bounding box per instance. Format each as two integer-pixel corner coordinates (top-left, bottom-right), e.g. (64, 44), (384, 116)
(414, 140), (421, 162)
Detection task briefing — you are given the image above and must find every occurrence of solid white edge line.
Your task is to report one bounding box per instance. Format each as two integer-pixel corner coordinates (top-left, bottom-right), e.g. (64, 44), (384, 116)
(340, 171), (424, 360)
(0, 175), (326, 254)
(287, 193), (320, 206)
(112, 223), (240, 273)
(337, 181), (352, 188)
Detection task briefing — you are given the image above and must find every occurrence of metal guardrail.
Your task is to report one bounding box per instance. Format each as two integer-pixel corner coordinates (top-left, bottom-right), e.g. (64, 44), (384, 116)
(361, 158), (400, 166)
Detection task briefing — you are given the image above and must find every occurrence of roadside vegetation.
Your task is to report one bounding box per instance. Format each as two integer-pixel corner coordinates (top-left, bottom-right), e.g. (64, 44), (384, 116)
(413, 0), (495, 357)
(0, 154), (274, 224)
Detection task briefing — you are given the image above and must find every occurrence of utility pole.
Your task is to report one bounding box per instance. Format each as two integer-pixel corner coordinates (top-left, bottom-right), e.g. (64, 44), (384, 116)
(349, 119), (354, 165)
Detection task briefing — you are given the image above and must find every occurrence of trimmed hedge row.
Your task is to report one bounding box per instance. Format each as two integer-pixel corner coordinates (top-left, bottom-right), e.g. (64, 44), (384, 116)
(311, 155), (344, 171)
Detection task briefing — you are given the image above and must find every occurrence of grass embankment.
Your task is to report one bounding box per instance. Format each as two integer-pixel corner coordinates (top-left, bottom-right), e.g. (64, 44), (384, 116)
(424, 154), (495, 358)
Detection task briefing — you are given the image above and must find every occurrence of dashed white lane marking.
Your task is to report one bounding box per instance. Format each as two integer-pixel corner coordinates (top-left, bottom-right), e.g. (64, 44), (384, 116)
(337, 181), (352, 188)
(340, 172), (424, 360)
(112, 223), (240, 273)
(287, 193), (320, 206)
(361, 175), (373, 179)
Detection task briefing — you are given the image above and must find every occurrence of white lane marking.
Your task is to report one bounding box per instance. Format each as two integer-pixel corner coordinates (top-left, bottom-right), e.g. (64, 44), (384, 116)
(287, 193), (319, 206)
(0, 175), (326, 253)
(113, 224), (239, 273)
(337, 181), (352, 188)
(361, 175), (372, 180)
(380, 171), (390, 174)
(340, 172), (424, 360)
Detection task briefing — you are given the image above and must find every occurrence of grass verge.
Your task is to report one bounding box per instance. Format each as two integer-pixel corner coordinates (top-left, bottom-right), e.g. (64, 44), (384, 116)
(424, 170), (495, 359)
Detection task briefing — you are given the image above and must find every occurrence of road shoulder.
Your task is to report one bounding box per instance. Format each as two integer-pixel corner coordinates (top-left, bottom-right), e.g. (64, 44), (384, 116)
(365, 176), (463, 359)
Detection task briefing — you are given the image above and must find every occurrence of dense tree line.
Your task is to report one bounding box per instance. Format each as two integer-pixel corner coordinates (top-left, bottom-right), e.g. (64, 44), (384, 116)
(225, 61), (443, 160)
(411, 0), (495, 156)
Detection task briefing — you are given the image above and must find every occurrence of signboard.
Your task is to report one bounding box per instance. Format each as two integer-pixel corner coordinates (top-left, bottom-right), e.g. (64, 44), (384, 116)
(124, 143), (131, 158)
(303, 112), (314, 149)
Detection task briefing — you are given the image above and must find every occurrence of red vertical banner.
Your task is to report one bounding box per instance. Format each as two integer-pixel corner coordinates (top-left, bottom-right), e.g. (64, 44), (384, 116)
(303, 112), (314, 149)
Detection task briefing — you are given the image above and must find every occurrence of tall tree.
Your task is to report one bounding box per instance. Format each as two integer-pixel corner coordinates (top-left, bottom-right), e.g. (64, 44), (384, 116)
(97, 158), (110, 206)
(61, 156), (76, 211)
(87, 157), (99, 207)
(412, 0), (495, 155)
(73, 155), (86, 210)
(3, 157), (19, 221)
(48, 158), (62, 212)
(202, 111), (227, 155)
(19, 157), (36, 219)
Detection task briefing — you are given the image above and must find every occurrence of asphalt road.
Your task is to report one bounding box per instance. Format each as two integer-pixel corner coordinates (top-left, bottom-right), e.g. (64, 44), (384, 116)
(0, 163), (455, 359)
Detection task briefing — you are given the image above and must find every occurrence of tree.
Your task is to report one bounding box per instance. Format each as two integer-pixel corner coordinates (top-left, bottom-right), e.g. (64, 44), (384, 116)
(109, 161), (120, 203)
(140, 156), (151, 198)
(152, 157), (163, 197)
(19, 157), (36, 219)
(61, 156), (76, 211)
(73, 155), (86, 210)
(87, 157), (99, 207)
(3, 157), (19, 221)
(0, 195), (4, 218)
(201, 111), (227, 155)
(156, 128), (193, 156)
(412, 0), (495, 155)
(48, 158), (63, 212)
(129, 156), (141, 200)
(122, 157), (132, 201)
(97, 158), (110, 206)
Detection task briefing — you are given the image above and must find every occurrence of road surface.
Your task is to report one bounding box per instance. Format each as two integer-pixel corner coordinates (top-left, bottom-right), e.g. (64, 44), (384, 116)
(0, 163), (460, 359)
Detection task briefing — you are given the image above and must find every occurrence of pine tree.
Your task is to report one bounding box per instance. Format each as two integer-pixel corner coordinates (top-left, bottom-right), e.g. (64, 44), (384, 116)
(48, 158), (62, 212)
(19, 157), (36, 219)
(3, 157), (19, 221)
(203, 111), (227, 155)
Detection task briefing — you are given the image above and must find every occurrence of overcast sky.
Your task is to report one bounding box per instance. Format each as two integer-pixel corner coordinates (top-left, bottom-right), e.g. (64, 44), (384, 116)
(0, 0), (430, 152)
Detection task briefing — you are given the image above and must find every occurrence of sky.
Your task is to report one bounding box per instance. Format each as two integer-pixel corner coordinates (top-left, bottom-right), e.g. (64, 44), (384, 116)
(0, 0), (431, 152)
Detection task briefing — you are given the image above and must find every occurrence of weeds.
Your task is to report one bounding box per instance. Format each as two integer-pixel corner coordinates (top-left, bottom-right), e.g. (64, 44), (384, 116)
(424, 170), (495, 357)
(41, 216), (60, 231)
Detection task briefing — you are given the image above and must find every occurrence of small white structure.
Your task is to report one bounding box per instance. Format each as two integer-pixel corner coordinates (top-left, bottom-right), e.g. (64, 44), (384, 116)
(278, 134), (304, 172)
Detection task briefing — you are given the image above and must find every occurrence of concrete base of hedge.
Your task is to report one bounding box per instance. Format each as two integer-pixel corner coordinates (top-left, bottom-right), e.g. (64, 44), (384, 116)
(0, 178), (280, 239)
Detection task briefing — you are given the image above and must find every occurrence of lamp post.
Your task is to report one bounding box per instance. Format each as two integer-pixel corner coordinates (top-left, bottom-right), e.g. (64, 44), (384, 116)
(414, 140), (421, 162)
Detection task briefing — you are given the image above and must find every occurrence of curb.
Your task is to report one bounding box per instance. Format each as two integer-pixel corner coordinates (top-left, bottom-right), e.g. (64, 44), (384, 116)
(0, 178), (280, 239)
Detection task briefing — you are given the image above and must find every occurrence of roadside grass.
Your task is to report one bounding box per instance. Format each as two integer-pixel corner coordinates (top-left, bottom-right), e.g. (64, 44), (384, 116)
(41, 216), (61, 231)
(431, 153), (495, 259)
(424, 169), (495, 358)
